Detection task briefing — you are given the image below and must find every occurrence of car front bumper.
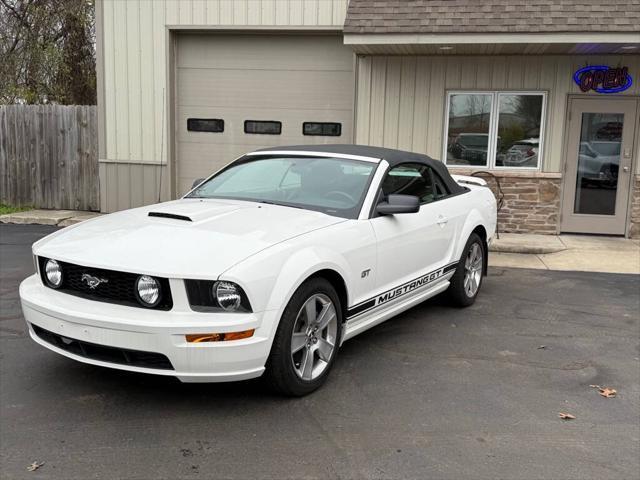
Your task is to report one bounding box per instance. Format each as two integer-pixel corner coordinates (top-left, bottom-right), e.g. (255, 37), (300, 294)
(19, 274), (276, 382)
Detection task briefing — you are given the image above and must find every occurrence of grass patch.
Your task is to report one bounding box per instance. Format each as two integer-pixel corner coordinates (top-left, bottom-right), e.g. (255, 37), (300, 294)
(0, 203), (33, 215)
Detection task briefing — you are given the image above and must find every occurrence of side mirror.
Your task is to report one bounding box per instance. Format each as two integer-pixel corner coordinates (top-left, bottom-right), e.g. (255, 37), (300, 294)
(376, 194), (420, 215)
(191, 178), (205, 189)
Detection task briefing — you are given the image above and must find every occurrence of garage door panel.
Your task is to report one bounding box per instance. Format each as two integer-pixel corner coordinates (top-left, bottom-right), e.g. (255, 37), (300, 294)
(177, 34), (353, 72)
(177, 69), (353, 110)
(176, 33), (354, 197)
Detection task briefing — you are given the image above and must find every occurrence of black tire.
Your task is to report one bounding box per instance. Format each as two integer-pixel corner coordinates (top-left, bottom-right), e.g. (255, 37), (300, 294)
(264, 277), (343, 397)
(447, 232), (485, 307)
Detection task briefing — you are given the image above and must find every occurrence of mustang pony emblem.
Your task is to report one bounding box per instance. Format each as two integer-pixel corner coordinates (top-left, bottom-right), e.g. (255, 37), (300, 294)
(81, 273), (109, 289)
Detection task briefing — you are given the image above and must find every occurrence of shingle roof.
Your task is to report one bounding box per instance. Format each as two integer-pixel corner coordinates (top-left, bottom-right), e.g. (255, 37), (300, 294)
(344, 0), (640, 34)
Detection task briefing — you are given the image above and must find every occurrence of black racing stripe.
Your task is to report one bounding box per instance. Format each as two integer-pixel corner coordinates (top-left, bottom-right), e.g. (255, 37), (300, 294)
(443, 261), (458, 273)
(346, 262), (458, 321)
(346, 299), (375, 318)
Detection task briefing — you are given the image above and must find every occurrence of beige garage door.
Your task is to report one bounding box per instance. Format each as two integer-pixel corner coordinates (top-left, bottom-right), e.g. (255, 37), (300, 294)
(175, 33), (354, 196)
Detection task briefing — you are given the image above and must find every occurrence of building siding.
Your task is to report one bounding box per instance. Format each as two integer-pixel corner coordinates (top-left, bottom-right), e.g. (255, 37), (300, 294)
(355, 54), (640, 173)
(99, 0), (349, 211)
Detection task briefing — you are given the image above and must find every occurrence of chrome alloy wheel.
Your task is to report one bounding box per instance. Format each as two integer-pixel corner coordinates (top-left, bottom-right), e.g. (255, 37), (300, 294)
(464, 243), (483, 297)
(290, 293), (338, 381)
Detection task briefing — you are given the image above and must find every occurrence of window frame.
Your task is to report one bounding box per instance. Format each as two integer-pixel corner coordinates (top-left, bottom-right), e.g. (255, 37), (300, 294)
(442, 90), (547, 171)
(379, 162), (451, 207)
(244, 120), (282, 135)
(302, 122), (342, 137)
(187, 118), (224, 133)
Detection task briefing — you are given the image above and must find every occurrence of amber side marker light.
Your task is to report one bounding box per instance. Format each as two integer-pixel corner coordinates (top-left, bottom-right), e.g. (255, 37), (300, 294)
(186, 329), (255, 343)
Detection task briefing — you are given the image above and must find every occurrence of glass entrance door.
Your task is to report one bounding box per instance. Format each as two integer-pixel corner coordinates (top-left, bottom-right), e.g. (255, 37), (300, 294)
(561, 98), (638, 235)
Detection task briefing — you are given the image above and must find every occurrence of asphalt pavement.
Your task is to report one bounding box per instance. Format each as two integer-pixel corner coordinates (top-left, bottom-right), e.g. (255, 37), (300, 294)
(1, 224), (639, 480)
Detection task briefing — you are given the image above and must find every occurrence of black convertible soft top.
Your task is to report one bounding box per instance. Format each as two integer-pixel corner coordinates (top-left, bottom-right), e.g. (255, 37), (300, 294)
(255, 144), (465, 195)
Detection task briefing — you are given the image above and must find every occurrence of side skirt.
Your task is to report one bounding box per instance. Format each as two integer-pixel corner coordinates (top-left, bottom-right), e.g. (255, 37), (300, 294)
(341, 275), (452, 344)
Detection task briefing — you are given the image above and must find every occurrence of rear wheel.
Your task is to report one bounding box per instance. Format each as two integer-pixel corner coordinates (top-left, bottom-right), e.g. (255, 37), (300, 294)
(264, 278), (342, 396)
(447, 233), (484, 307)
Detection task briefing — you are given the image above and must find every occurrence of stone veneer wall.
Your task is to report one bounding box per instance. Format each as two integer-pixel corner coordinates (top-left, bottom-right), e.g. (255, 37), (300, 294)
(453, 170), (562, 235)
(630, 175), (640, 239)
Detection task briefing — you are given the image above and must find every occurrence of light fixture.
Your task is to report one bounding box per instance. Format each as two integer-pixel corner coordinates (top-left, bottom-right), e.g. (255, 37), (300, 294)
(136, 275), (161, 307)
(214, 281), (242, 311)
(44, 259), (63, 288)
(439, 45), (454, 51)
(186, 330), (255, 343)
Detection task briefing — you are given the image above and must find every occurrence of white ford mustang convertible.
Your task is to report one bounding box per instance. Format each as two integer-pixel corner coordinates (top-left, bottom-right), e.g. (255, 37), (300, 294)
(20, 145), (496, 395)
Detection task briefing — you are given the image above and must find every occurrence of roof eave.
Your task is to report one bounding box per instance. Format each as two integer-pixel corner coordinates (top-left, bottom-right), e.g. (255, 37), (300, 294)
(343, 32), (640, 46)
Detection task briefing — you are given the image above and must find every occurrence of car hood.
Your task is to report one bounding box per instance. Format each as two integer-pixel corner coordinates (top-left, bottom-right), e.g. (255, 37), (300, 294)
(34, 199), (345, 278)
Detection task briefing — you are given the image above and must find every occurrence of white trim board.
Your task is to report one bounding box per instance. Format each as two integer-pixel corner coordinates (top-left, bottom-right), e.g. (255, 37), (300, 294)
(344, 32), (640, 46)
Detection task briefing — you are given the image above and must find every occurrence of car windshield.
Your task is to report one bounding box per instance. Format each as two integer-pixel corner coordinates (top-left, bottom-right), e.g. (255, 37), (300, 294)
(186, 156), (377, 219)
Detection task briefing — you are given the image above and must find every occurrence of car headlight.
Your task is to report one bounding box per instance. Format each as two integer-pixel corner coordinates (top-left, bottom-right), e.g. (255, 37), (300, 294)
(135, 275), (161, 307)
(214, 281), (242, 311)
(44, 259), (63, 288)
(184, 279), (252, 313)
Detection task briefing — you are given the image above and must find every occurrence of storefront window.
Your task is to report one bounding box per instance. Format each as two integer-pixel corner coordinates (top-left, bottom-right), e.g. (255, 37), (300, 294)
(444, 91), (546, 170)
(445, 94), (492, 167)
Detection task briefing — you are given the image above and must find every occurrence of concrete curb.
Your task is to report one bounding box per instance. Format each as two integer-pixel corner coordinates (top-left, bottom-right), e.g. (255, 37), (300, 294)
(488, 233), (567, 254)
(0, 210), (102, 227)
(489, 243), (567, 254)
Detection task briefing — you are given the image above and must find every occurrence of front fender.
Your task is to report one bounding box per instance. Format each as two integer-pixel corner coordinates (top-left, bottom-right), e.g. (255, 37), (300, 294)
(266, 246), (351, 313)
(220, 244), (352, 333)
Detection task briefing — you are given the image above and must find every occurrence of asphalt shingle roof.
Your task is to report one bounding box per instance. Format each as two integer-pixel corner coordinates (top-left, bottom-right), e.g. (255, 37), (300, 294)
(344, 0), (640, 34)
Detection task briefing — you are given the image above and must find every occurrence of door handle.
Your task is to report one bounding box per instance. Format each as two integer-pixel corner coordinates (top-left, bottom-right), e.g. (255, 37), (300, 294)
(437, 215), (448, 226)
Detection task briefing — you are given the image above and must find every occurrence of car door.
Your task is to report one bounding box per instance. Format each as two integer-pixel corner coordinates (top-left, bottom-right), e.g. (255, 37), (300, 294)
(369, 162), (456, 296)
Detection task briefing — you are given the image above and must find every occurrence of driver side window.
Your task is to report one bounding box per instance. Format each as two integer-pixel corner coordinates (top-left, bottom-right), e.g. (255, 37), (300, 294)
(381, 163), (436, 204)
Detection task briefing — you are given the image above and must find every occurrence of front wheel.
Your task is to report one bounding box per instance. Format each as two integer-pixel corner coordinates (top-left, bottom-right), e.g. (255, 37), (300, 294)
(264, 278), (342, 396)
(447, 233), (485, 307)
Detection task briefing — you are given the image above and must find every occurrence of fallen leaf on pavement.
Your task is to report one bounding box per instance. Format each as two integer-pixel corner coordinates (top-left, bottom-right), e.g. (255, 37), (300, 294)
(599, 387), (617, 398)
(27, 461), (44, 472)
(558, 412), (576, 420)
(589, 385), (617, 398)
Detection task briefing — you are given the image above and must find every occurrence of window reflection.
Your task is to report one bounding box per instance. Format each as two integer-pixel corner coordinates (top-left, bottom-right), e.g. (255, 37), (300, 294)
(573, 113), (622, 215)
(446, 94), (492, 166)
(495, 94), (543, 168)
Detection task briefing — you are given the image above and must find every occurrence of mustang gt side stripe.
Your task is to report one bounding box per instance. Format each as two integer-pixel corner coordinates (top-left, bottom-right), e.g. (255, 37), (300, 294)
(346, 261), (459, 320)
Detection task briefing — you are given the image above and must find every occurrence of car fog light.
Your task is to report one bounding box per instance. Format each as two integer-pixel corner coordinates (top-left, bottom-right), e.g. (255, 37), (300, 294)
(214, 281), (242, 311)
(136, 275), (161, 307)
(45, 259), (63, 288)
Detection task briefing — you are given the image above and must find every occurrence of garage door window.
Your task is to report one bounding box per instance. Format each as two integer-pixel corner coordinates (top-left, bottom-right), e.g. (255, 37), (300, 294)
(244, 120), (281, 135)
(303, 122), (341, 136)
(187, 118), (224, 133)
(444, 91), (546, 170)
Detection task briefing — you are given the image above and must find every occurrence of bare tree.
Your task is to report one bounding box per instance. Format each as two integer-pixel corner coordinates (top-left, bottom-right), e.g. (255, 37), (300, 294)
(0, 0), (96, 104)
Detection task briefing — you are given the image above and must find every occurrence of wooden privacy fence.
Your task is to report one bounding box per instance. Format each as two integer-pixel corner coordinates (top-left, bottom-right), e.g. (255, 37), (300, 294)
(0, 105), (99, 211)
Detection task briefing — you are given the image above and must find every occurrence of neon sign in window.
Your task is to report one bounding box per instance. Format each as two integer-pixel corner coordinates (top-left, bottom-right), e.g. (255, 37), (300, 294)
(573, 66), (633, 94)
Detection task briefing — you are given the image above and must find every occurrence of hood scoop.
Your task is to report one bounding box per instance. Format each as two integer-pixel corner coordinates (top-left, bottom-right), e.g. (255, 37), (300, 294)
(148, 212), (192, 222)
